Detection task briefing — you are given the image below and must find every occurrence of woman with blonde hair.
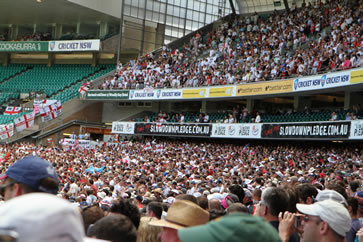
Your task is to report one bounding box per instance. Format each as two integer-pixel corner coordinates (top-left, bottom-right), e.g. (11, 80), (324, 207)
(137, 216), (162, 242)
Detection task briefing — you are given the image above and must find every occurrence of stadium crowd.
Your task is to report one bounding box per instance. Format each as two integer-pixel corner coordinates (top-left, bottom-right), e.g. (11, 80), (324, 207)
(136, 105), (362, 124)
(0, 138), (362, 241)
(100, 0), (363, 90)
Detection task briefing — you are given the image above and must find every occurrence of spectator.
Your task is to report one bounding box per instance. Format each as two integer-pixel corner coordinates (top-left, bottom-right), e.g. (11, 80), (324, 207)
(295, 200), (351, 242)
(257, 187), (299, 242)
(346, 197), (362, 242)
(178, 212), (281, 242)
(0, 156), (59, 201)
(149, 200), (209, 242)
(88, 213), (137, 242)
(0, 193), (99, 241)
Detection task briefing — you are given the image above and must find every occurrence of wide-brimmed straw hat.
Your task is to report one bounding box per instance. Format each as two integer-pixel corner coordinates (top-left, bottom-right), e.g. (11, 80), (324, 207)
(149, 200), (209, 230)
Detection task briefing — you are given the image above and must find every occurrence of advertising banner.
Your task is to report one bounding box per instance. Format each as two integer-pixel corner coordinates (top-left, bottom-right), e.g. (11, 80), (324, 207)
(350, 120), (363, 139)
(60, 139), (90, 149)
(134, 123), (211, 137)
(85, 90), (129, 100)
(182, 89), (207, 98)
(157, 89), (183, 99)
(261, 121), (350, 139)
(350, 69), (363, 84)
(292, 71), (350, 92)
(211, 123), (262, 138)
(0, 41), (49, 52)
(112, 122), (135, 134)
(129, 89), (157, 100)
(208, 87), (234, 97)
(237, 80), (293, 96)
(48, 39), (100, 52)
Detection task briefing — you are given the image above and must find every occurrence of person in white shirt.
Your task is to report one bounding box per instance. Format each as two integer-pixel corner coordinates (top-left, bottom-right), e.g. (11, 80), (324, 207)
(255, 112), (261, 123)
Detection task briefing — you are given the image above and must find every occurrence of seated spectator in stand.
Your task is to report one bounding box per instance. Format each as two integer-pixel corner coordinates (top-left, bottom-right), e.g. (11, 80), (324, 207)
(330, 112), (338, 121)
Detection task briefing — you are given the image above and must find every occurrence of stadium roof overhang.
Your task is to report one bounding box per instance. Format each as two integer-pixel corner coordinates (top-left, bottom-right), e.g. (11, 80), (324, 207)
(236, 0), (298, 14)
(0, 0), (119, 26)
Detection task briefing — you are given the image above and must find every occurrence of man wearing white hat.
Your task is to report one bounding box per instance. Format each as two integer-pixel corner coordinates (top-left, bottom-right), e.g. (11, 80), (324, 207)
(279, 200), (352, 242)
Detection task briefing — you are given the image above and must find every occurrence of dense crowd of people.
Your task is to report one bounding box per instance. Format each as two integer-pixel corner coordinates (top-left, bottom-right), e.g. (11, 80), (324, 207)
(0, 138), (362, 241)
(100, 0), (363, 90)
(137, 106), (362, 124)
(0, 32), (52, 41)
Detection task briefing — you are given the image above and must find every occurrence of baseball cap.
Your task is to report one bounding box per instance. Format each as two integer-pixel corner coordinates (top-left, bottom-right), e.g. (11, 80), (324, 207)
(0, 156), (59, 194)
(178, 213), (281, 242)
(315, 189), (347, 206)
(0, 193), (105, 242)
(296, 200), (351, 237)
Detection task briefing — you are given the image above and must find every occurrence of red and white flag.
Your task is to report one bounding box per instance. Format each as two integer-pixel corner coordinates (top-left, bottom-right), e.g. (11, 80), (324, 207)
(14, 112), (35, 132)
(40, 100), (62, 122)
(4, 106), (21, 115)
(79, 85), (89, 95)
(79, 85), (89, 100)
(154, 144), (164, 153)
(0, 123), (14, 140)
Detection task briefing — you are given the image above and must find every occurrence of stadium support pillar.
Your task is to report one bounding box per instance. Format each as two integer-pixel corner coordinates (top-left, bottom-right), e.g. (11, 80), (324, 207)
(201, 100), (207, 113)
(92, 53), (98, 67)
(99, 22), (108, 39)
(117, 0), (125, 64)
(247, 99), (254, 112)
(294, 96), (300, 112)
(139, 0), (148, 56)
(2, 53), (10, 67)
(53, 24), (63, 40)
(76, 22), (81, 36)
(9, 25), (18, 40)
(283, 0), (290, 14)
(344, 91), (351, 110)
(48, 53), (54, 67)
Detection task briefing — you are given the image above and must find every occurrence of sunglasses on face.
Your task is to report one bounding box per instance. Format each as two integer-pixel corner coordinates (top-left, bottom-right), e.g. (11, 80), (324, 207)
(0, 182), (16, 197)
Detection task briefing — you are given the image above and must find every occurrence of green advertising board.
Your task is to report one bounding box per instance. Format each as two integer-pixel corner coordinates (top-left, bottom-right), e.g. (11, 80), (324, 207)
(0, 41), (49, 52)
(84, 90), (129, 100)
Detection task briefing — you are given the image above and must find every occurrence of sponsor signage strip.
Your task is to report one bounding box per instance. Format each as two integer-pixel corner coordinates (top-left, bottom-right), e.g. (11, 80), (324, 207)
(134, 123), (211, 137)
(293, 71), (351, 92)
(86, 90), (129, 100)
(261, 121), (350, 138)
(110, 121), (363, 140)
(211, 123), (261, 138)
(0, 41), (49, 52)
(350, 120), (363, 139)
(112, 122), (135, 134)
(48, 39), (100, 52)
(237, 80), (293, 96)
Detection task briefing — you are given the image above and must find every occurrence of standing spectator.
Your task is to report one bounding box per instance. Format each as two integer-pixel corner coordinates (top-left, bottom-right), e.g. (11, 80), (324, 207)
(149, 200), (209, 242)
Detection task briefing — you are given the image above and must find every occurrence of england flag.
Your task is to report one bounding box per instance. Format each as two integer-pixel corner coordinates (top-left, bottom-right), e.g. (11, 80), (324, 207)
(4, 106), (22, 115)
(14, 112), (35, 132)
(40, 100), (62, 122)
